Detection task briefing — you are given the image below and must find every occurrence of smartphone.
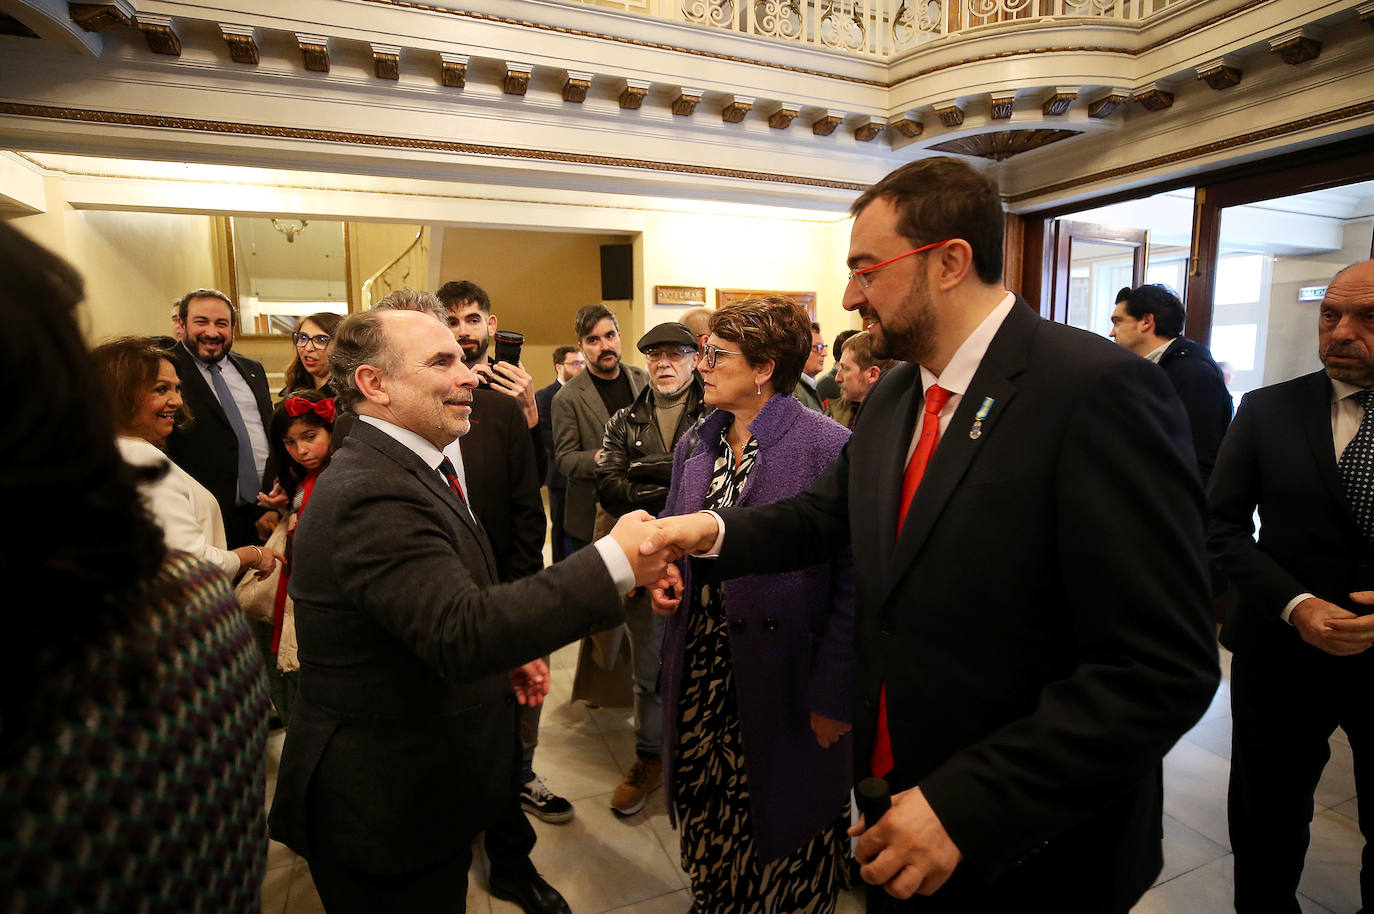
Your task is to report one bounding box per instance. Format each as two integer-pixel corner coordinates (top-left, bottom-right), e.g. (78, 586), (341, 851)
(493, 330), (524, 366)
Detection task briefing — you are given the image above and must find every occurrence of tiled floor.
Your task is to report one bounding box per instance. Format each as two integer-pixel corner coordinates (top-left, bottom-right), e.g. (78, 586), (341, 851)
(262, 646), (1363, 914)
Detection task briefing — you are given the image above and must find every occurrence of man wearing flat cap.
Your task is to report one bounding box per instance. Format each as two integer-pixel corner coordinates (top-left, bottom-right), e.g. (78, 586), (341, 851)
(595, 321), (711, 816)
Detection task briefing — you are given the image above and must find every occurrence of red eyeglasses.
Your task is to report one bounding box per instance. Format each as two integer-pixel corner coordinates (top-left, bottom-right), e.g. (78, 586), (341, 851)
(848, 239), (953, 289)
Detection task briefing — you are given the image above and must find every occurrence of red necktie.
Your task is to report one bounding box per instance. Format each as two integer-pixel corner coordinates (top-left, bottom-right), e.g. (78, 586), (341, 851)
(438, 457), (468, 504)
(872, 383), (950, 778)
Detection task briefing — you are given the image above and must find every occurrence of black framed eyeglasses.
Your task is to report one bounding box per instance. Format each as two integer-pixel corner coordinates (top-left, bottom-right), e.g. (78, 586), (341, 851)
(700, 343), (743, 370)
(292, 332), (332, 350)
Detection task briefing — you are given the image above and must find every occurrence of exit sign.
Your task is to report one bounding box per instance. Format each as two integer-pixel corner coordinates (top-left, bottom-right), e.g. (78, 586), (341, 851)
(1298, 286), (1327, 302)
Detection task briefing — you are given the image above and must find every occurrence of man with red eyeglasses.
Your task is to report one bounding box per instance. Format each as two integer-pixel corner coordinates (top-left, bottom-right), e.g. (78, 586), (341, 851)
(643, 156), (1219, 913)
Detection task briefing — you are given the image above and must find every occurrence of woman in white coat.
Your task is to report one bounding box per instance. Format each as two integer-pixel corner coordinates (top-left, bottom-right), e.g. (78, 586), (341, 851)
(93, 338), (282, 580)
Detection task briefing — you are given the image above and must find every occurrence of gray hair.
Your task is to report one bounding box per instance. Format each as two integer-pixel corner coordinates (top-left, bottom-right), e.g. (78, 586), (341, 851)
(372, 287), (447, 321)
(329, 310), (400, 411)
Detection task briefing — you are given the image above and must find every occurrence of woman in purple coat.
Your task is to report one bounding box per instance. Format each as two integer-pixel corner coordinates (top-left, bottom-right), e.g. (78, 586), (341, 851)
(657, 297), (856, 913)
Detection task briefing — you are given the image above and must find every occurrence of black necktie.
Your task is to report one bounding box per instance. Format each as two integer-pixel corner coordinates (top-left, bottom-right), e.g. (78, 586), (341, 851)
(1339, 389), (1374, 540)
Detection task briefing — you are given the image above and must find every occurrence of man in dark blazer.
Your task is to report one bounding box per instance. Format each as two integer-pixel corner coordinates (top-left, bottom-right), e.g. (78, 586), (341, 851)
(163, 288), (274, 548)
(269, 306), (670, 913)
(552, 304), (648, 550)
(1209, 260), (1374, 913)
(1110, 282), (1234, 485)
(645, 157), (1220, 912)
(536, 345), (585, 563)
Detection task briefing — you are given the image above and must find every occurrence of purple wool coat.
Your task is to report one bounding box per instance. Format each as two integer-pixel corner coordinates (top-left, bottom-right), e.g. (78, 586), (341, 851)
(659, 392), (856, 863)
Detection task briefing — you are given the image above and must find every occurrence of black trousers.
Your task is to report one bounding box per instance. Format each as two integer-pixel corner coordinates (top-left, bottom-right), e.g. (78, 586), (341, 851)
(1230, 646), (1374, 913)
(309, 845), (474, 914)
(549, 486), (568, 563)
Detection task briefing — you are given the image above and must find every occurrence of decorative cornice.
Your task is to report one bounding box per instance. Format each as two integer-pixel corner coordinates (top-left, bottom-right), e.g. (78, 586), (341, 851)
(722, 97), (753, 124)
(1269, 32), (1321, 65)
(503, 63), (532, 96)
(137, 14), (181, 57)
(440, 53), (467, 88)
(812, 111), (842, 136)
(934, 103), (964, 127)
(768, 105), (799, 129)
(619, 79), (649, 109)
(564, 72), (592, 103)
(372, 43), (401, 80)
(931, 128), (1080, 161)
(1196, 61), (1241, 90)
(854, 119), (882, 142)
(0, 102), (869, 192)
(1088, 91), (1129, 119)
(888, 115), (922, 138)
(1041, 89), (1077, 116)
(1135, 85), (1174, 111)
(69, 2), (133, 32)
(220, 25), (260, 65)
(1010, 98), (1374, 204)
(672, 90), (701, 116)
(990, 93), (1015, 120)
(297, 34), (330, 73)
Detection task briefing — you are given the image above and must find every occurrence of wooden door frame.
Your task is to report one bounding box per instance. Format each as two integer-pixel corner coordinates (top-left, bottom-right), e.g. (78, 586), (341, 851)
(1048, 220), (1148, 327)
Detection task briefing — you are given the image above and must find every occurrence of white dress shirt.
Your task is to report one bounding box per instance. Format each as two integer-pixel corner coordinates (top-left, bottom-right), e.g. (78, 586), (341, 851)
(1281, 377), (1372, 623)
(358, 415), (636, 593)
(183, 344), (271, 488)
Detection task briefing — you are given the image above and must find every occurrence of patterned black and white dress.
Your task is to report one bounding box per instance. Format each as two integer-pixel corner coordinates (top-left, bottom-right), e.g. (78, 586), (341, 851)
(673, 423), (851, 914)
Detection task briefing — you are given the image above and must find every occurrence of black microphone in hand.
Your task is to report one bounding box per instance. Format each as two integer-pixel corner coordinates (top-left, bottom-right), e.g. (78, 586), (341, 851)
(857, 776), (891, 828)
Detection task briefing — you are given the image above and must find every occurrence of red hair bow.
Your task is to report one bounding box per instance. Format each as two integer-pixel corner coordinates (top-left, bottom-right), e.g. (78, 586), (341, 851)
(284, 396), (337, 423)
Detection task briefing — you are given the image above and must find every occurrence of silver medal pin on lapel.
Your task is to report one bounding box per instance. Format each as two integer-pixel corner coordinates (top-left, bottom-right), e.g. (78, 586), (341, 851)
(969, 397), (994, 440)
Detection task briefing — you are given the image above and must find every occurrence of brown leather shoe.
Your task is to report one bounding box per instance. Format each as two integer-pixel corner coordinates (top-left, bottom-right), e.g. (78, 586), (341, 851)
(610, 754), (662, 817)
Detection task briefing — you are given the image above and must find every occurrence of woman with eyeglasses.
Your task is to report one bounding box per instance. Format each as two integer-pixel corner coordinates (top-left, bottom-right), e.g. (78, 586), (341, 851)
(280, 311), (342, 398)
(656, 296), (856, 913)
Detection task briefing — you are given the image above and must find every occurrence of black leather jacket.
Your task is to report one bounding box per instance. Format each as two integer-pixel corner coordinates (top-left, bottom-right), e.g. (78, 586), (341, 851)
(596, 375), (709, 517)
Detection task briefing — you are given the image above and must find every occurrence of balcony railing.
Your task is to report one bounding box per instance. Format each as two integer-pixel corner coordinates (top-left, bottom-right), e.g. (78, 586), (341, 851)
(564, 0), (1197, 58)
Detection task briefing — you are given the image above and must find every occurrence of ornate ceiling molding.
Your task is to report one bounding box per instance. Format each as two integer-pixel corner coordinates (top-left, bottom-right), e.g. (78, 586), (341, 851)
(768, 105), (799, 129)
(1009, 98), (1374, 205)
(503, 63), (532, 96)
(1269, 32), (1321, 65)
(1088, 92), (1130, 119)
(722, 97), (753, 124)
(619, 79), (649, 110)
(990, 93), (1015, 120)
(811, 111), (842, 136)
(297, 34), (330, 73)
(888, 116), (922, 138)
(220, 25), (259, 65)
(930, 129), (1080, 162)
(0, 102), (869, 192)
(69, 2), (132, 32)
(441, 53), (468, 88)
(136, 14), (180, 56)
(564, 72), (592, 103)
(671, 89), (701, 116)
(373, 44), (402, 80)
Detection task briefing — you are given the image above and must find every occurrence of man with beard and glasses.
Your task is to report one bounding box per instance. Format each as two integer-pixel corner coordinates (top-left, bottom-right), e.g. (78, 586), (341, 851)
(165, 287), (275, 550)
(436, 280), (547, 480)
(1209, 260), (1374, 914)
(642, 156), (1219, 913)
(595, 322), (710, 817)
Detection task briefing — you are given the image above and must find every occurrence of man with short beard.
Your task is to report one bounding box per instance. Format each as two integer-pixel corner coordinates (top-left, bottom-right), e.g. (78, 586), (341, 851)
(164, 287), (274, 549)
(644, 156), (1218, 913)
(1210, 260), (1374, 914)
(595, 322), (709, 816)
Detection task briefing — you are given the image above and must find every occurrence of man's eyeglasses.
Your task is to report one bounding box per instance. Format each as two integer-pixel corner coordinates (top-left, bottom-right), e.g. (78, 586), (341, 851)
(700, 343), (743, 370)
(811, 343), (827, 354)
(645, 347), (696, 364)
(848, 238), (953, 289)
(292, 332), (332, 350)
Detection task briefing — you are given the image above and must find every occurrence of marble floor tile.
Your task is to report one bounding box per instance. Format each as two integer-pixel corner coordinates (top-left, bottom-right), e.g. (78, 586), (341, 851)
(282, 858), (327, 914)
(603, 889), (692, 914)
(1132, 855), (1334, 914)
(260, 856), (294, 914)
(1316, 738), (1359, 811)
(1181, 713), (1232, 761)
(1330, 797), (1360, 825)
(1162, 739), (1233, 849)
(1156, 813), (1229, 886)
(527, 719), (627, 804)
(1299, 810), (1365, 914)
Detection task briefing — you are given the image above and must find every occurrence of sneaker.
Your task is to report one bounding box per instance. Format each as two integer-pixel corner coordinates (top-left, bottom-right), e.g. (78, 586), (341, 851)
(521, 775), (575, 824)
(610, 754), (662, 817)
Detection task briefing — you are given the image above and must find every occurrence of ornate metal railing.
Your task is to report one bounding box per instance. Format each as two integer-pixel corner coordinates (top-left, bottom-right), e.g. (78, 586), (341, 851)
(361, 227), (429, 310)
(563, 0), (1198, 57)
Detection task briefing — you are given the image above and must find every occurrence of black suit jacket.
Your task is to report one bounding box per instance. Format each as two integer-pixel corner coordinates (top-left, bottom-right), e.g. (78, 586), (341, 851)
(1210, 370), (1374, 658)
(712, 300), (1219, 908)
(268, 421), (623, 874)
(461, 388), (546, 582)
(1159, 336), (1233, 486)
(164, 344), (273, 525)
(535, 380), (563, 490)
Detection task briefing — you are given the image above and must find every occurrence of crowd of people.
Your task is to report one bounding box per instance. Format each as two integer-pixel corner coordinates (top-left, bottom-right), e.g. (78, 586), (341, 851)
(2, 154), (1372, 914)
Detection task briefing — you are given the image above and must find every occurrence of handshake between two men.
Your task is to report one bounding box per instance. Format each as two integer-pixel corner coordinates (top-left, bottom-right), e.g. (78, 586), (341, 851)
(604, 510), (721, 606)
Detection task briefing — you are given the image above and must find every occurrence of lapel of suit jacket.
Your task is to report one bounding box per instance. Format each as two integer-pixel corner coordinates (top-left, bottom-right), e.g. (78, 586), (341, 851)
(570, 373), (610, 435)
(174, 345), (230, 429)
(1299, 370), (1359, 528)
(353, 421), (501, 582)
(877, 301), (1032, 610)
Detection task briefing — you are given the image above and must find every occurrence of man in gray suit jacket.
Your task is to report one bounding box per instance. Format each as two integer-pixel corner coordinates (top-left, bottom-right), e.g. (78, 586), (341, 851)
(551, 303), (649, 549)
(268, 307), (671, 913)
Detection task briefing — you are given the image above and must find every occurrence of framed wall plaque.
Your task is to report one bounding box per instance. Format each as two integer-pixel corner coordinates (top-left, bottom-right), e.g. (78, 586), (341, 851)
(654, 285), (708, 306)
(715, 288), (817, 319)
